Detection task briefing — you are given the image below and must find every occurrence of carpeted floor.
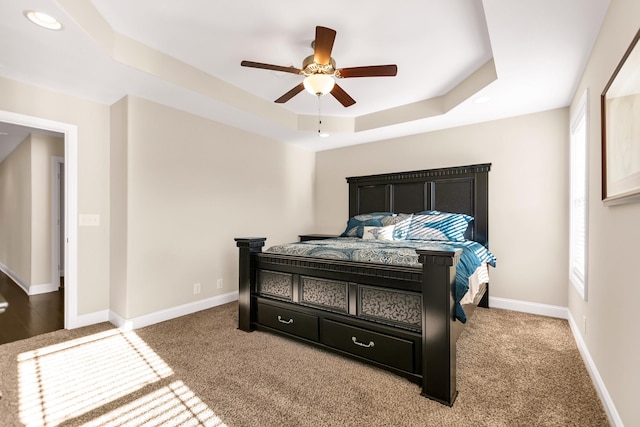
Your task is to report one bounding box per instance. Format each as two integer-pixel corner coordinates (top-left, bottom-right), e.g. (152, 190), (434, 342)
(0, 302), (609, 426)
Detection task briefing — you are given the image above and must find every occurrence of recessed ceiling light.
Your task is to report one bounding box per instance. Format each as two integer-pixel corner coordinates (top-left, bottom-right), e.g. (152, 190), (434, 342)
(473, 95), (491, 104)
(24, 10), (63, 31)
(318, 133), (330, 138)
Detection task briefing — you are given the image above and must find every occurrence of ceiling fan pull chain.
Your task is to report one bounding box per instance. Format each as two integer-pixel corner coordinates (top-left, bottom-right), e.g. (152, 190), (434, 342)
(317, 94), (322, 136)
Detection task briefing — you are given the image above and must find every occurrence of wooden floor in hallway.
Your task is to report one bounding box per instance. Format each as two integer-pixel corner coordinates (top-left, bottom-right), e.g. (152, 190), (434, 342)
(0, 270), (64, 345)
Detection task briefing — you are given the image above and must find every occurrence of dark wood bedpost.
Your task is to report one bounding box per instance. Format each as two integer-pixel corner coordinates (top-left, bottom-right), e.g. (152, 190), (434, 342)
(417, 248), (461, 406)
(235, 237), (266, 332)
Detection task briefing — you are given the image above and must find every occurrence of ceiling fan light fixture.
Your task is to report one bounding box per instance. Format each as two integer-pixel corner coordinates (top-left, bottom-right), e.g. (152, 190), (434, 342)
(303, 74), (335, 96)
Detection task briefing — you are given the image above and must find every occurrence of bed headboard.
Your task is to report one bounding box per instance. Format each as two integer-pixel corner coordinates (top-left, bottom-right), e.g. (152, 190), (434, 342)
(346, 163), (491, 247)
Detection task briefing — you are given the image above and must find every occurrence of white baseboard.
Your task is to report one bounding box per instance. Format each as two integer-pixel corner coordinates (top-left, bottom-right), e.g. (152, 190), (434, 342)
(0, 262), (61, 295)
(109, 291), (239, 331)
(29, 282), (60, 295)
(567, 313), (623, 427)
(489, 296), (568, 319)
(0, 262), (30, 295)
(489, 296), (621, 426)
(67, 309), (110, 329)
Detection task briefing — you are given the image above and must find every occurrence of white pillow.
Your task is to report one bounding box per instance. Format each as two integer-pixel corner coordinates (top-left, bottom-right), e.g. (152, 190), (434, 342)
(362, 225), (395, 240)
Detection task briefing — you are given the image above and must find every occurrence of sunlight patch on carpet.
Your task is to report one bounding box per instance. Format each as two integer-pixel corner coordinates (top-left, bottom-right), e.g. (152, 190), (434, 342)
(80, 380), (225, 427)
(17, 328), (187, 426)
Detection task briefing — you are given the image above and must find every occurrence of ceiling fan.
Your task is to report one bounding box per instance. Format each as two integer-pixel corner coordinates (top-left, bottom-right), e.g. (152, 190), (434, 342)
(241, 26), (398, 107)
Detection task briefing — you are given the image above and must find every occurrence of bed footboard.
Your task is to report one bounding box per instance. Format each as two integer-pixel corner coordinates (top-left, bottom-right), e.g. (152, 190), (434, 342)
(235, 237), (463, 406)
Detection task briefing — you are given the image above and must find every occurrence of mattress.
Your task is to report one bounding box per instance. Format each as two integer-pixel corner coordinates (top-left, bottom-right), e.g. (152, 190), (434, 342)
(265, 237), (496, 323)
(460, 263), (490, 305)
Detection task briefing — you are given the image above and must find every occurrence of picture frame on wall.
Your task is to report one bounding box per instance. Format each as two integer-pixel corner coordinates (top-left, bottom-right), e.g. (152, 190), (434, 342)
(601, 27), (640, 206)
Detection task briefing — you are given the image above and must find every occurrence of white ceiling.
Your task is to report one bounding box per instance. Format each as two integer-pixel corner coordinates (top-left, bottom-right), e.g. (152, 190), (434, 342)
(0, 0), (610, 157)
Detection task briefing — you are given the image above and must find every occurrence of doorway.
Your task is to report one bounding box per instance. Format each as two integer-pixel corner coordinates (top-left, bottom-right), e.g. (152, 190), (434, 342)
(0, 110), (78, 330)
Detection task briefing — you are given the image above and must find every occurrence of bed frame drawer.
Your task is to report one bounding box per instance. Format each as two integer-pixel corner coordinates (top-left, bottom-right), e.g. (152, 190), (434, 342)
(257, 302), (319, 341)
(321, 319), (414, 372)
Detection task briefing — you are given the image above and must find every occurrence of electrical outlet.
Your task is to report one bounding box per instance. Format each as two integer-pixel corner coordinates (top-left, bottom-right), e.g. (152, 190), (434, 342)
(216, 278), (223, 289)
(193, 283), (201, 295)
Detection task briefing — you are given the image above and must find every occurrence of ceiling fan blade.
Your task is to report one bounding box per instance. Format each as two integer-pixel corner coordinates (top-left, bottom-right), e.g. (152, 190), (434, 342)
(314, 26), (336, 65)
(241, 60), (302, 75)
(275, 83), (305, 103)
(330, 83), (356, 107)
(336, 65), (398, 78)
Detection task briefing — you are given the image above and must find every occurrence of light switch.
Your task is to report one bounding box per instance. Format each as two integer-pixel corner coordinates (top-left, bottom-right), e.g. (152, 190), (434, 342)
(79, 214), (100, 227)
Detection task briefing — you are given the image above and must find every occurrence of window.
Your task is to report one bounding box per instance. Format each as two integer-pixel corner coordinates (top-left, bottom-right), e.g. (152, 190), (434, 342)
(569, 90), (589, 300)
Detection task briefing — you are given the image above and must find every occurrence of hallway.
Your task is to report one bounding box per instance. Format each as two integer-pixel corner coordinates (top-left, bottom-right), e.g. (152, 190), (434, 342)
(0, 270), (64, 345)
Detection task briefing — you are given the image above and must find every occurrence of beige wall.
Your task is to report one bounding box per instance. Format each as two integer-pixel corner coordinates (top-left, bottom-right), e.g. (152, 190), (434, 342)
(0, 135), (32, 283)
(110, 97), (129, 317)
(568, 0), (640, 424)
(316, 108), (570, 308)
(0, 76), (315, 320)
(112, 96), (315, 319)
(31, 134), (65, 286)
(0, 76), (111, 314)
(0, 77), (316, 322)
(0, 133), (64, 289)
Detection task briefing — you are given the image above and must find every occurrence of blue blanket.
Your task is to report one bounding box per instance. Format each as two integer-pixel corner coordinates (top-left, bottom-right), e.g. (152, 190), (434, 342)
(266, 237), (496, 323)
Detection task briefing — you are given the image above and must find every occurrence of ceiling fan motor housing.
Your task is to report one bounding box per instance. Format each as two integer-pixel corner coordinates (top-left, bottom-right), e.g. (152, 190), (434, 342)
(302, 55), (336, 76)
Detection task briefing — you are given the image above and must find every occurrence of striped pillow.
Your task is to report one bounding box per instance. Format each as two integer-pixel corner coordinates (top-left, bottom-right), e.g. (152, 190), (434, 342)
(406, 211), (472, 242)
(390, 214), (413, 240)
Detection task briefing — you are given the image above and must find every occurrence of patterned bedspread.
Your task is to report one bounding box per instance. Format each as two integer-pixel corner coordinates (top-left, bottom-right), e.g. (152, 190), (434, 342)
(265, 237), (497, 323)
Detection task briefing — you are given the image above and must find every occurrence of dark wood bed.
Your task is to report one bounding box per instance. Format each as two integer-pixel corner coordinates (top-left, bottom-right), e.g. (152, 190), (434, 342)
(235, 163), (491, 406)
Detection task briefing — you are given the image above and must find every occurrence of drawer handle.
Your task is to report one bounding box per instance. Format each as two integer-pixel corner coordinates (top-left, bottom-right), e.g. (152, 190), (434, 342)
(277, 315), (294, 325)
(352, 336), (374, 348)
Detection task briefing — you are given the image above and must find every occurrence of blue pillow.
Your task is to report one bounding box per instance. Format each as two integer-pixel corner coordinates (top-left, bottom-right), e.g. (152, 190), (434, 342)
(406, 211), (472, 242)
(340, 212), (392, 237)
